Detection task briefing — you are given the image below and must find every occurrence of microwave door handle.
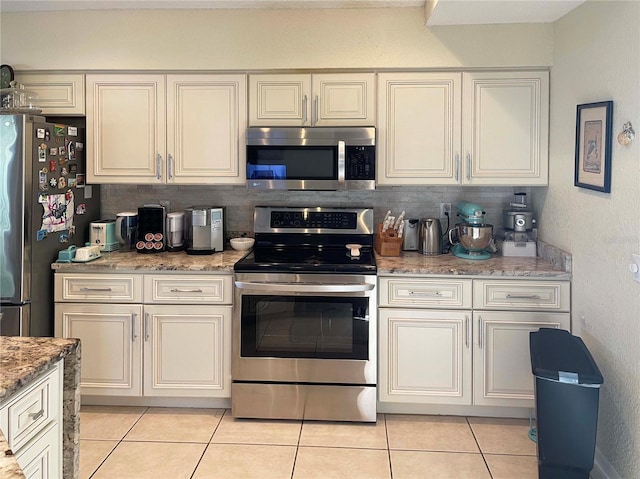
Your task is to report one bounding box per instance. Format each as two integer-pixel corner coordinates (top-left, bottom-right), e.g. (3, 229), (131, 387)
(337, 140), (346, 189)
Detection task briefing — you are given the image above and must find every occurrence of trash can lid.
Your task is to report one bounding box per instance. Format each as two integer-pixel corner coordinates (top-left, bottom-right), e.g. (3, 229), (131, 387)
(529, 328), (603, 385)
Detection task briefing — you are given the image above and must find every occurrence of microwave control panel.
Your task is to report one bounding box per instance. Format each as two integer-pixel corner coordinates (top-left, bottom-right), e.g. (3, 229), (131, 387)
(346, 146), (375, 180)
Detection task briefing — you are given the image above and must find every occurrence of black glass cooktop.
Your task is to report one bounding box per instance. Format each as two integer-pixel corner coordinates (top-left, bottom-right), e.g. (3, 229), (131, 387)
(234, 245), (377, 274)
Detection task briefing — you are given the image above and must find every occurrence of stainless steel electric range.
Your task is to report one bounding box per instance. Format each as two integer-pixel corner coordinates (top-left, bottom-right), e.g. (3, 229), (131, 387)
(232, 206), (377, 422)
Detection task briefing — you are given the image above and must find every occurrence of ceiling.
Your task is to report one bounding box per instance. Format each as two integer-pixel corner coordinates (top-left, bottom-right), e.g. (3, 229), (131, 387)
(0, 0), (586, 26)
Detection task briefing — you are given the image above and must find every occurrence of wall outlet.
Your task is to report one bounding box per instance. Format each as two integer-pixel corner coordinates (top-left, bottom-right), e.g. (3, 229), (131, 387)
(440, 203), (452, 217)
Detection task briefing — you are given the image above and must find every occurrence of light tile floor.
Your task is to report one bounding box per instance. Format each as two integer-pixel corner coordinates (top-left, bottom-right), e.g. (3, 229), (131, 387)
(79, 406), (539, 479)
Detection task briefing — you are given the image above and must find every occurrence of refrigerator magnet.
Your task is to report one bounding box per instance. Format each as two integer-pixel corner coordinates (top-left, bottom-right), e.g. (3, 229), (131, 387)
(49, 147), (57, 156)
(76, 174), (85, 186)
(58, 146), (65, 156)
(75, 142), (84, 151)
(68, 177), (76, 188)
(58, 177), (66, 189)
(68, 225), (76, 238)
(38, 144), (47, 162)
(69, 164), (77, 174)
(38, 193), (47, 203)
(61, 167), (68, 176)
(49, 177), (57, 188)
(37, 229), (47, 241)
(45, 129), (50, 141)
(37, 128), (45, 139)
(58, 233), (68, 243)
(54, 125), (66, 136)
(68, 142), (76, 161)
(76, 203), (86, 215)
(68, 126), (78, 136)
(49, 160), (57, 172)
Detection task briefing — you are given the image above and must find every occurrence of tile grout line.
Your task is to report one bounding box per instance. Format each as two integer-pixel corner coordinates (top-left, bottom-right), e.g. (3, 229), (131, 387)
(189, 408), (227, 479)
(383, 414), (394, 479)
(466, 416), (494, 479)
(290, 416), (304, 479)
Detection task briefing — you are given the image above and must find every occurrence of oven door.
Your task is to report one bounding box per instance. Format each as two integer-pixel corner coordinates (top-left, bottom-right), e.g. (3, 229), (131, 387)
(233, 273), (377, 385)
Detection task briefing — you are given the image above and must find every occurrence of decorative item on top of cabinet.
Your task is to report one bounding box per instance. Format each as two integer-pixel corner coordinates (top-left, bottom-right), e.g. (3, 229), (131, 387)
(86, 74), (246, 185)
(15, 73), (85, 115)
(249, 73), (375, 127)
(377, 70), (549, 186)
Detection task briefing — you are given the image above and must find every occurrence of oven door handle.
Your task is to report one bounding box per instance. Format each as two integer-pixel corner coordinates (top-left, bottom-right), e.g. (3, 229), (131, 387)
(234, 281), (375, 293)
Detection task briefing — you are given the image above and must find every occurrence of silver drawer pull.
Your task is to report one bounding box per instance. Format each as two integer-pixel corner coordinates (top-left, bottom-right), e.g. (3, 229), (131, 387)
(408, 290), (442, 296)
(28, 409), (45, 421)
(170, 288), (203, 293)
(80, 287), (113, 292)
(506, 293), (541, 299)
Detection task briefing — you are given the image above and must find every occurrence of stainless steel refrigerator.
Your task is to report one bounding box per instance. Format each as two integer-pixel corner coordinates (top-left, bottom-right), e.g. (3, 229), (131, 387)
(0, 114), (100, 336)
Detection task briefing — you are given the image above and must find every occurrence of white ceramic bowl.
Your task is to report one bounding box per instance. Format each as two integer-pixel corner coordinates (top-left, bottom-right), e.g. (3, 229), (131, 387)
(230, 237), (255, 251)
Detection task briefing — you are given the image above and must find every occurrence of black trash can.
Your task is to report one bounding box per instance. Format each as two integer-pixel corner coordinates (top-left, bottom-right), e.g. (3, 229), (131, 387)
(529, 328), (604, 479)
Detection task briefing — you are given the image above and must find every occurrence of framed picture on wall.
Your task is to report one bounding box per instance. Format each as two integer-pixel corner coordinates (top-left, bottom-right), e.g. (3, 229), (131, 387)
(574, 100), (613, 193)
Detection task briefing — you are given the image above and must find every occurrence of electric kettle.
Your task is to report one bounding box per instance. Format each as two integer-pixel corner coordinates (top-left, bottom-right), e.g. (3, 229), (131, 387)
(418, 218), (443, 256)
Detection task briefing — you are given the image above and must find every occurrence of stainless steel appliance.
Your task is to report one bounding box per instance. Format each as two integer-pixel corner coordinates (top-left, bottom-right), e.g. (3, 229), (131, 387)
(448, 201), (493, 260)
(184, 206), (224, 254)
(166, 211), (185, 252)
(500, 192), (537, 257)
(136, 204), (166, 253)
(115, 211), (138, 251)
(418, 218), (443, 256)
(402, 219), (420, 251)
(232, 206), (377, 422)
(0, 114), (100, 336)
(246, 127), (375, 190)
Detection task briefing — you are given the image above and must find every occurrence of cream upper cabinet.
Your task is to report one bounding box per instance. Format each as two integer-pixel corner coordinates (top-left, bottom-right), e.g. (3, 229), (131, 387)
(377, 72), (462, 185)
(86, 73), (246, 185)
(249, 73), (375, 127)
(377, 70), (549, 186)
(462, 71), (549, 185)
(15, 72), (85, 116)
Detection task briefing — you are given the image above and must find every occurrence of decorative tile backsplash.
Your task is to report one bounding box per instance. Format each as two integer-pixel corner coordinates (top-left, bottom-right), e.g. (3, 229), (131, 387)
(100, 184), (534, 238)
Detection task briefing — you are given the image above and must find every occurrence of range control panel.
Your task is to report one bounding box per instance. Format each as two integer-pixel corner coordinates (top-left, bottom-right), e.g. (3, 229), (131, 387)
(270, 211), (357, 229)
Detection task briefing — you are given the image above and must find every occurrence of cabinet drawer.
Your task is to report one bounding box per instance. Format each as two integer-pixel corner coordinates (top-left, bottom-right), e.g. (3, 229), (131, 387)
(379, 277), (472, 309)
(1, 363), (61, 453)
(144, 275), (233, 304)
(473, 280), (570, 311)
(55, 273), (143, 302)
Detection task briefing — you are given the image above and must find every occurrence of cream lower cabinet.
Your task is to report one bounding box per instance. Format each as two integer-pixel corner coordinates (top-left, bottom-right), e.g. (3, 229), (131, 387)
(377, 70), (549, 186)
(55, 272), (233, 399)
(378, 277), (473, 405)
(379, 276), (570, 410)
(86, 73), (246, 185)
(0, 362), (63, 478)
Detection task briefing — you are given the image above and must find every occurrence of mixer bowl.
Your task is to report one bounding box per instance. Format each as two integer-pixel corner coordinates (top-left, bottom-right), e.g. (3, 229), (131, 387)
(453, 223), (493, 251)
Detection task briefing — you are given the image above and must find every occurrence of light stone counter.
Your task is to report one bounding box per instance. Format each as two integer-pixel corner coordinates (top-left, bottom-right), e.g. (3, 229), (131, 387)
(0, 337), (81, 479)
(51, 248), (247, 273)
(376, 241), (571, 278)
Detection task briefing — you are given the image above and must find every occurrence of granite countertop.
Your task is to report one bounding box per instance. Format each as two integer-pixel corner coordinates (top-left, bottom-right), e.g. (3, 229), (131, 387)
(1, 336), (80, 479)
(51, 248), (247, 273)
(375, 241), (571, 278)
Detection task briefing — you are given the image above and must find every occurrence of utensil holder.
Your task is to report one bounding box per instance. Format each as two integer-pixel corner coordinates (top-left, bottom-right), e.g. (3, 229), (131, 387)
(374, 224), (402, 256)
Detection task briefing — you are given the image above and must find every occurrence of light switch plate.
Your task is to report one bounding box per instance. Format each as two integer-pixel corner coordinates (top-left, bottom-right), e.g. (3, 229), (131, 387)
(631, 254), (640, 283)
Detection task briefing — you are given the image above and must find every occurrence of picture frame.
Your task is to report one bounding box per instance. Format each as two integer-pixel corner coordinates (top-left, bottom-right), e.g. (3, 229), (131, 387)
(574, 101), (613, 193)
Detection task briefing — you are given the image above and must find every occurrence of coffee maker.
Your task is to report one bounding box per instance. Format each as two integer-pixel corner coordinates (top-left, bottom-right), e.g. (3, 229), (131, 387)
(184, 206), (225, 255)
(136, 204), (166, 253)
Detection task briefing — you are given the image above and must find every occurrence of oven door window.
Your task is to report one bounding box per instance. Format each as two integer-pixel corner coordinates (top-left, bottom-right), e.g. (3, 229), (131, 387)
(246, 146), (337, 180)
(241, 295), (369, 359)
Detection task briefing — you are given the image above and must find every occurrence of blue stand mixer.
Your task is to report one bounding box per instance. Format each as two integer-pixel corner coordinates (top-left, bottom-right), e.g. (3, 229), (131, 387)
(448, 202), (493, 260)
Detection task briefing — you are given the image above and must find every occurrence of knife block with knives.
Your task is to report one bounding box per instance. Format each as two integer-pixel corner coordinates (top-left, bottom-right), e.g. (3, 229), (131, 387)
(374, 223), (402, 256)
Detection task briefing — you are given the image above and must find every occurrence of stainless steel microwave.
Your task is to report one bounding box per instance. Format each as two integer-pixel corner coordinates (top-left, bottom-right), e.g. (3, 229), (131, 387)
(246, 127), (375, 190)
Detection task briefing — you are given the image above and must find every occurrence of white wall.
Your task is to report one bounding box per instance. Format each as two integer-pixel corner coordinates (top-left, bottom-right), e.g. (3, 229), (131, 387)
(0, 8), (552, 70)
(537, 1), (640, 477)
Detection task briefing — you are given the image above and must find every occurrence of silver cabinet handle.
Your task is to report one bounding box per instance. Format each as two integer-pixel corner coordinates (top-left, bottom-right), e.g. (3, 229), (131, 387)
(156, 154), (163, 180)
(314, 95), (319, 125)
(28, 409), (45, 421)
(478, 316), (483, 348)
(466, 153), (471, 181)
(80, 287), (112, 292)
(337, 140), (346, 189)
(506, 293), (541, 300)
(408, 290), (442, 297)
(455, 153), (460, 182)
(131, 312), (137, 342)
(170, 288), (203, 293)
(302, 95), (308, 125)
(234, 281), (374, 293)
(144, 313), (150, 342)
(465, 315), (470, 348)
(168, 153), (173, 180)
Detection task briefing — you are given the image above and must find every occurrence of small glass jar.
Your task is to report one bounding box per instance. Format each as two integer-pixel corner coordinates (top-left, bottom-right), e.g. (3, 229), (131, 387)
(0, 80), (41, 112)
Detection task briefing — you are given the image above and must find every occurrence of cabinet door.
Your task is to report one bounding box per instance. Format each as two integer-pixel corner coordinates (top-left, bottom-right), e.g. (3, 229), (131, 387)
(56, 303), (143, 396)
(377, 73), (461, 185)
(15, 73), (85, 115)
(16, 422), (61, 479)
(379, 309), (472, 405)
(473, 311), (569, 407)
(143, 305), (232, 397)
(166, 74), (247, 184)
(312, 73), (375, 126)
(249, 74), (311, 126)
(462, 71), (549, 185)
(86, 74), (166, 184)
